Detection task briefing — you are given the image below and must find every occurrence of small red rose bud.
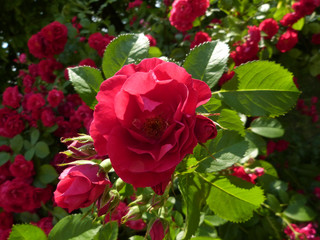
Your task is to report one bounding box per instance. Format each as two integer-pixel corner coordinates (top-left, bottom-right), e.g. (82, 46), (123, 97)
(194, 115), (218, 143)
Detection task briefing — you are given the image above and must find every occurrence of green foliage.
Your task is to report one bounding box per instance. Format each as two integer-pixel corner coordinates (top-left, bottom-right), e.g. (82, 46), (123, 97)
(9, 224), (47, 240)
(35, 164), (59, 185)
(183, 41), (229, 88)
(205, 176), (265, 223)
(34, 141), (50, 158)
(217, 109), (245, 136)
(102, 33), (149, 79)
(250, 117), (284, 138)
(68, 66), (104, 109)
(178, 173), (208, 240)
(218, 61), (300, 117)
(195, 130), (249, 172)
(93, 221), (118, 240)
(48, 214), (102, 240)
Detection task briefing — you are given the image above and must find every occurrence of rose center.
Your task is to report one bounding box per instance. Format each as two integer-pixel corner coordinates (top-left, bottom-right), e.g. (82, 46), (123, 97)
(143, 117), (167, 138)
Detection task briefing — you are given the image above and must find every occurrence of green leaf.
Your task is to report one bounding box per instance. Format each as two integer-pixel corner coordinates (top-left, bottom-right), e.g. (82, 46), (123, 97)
(102, 33), (149, 79)
(35, 141), (50, 158)
(266, 194), (281, 213)
(9, 224), (47, 240)
(128, 236), (145, 240)
(283, 194), (317, 221)
(148, 46), (162, 58)
(292, 17), (304, 31)
(93, 221), (118, 240)
(217, 61), (300, 117)
(68, 66), (104, 109)
(244, 131), (266, 157)
(218, 109), (245, 136)
(48, 214), (102, 240)
(30, 128), (40, 145)
(205, 175), (265, 222)
(196, 130), (249, 172)
(36, 164), (59, 184)
(25, 148), (35, 161)
(178, 173), (208, 240)
(183, 41), (229, 88)
(10, 134), (24, 153)
(0, 152), (10, 166)
(250, 117), (284, 138)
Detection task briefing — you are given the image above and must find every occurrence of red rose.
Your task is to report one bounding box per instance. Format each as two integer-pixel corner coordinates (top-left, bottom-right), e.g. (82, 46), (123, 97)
(190, 31), (212, 49)
(31, 217), (53, 236)
(146, 34), (157, 46)
(169, 0), (194, 32)
(38, 58), (64, 83)
(0, 229), (11, 240)
(0, 110), (25, 138)
(41, 21), (68, 43)
(25, 93), (46, 112)
(150, 219), (167, 240)
(276, 28), (298, 53)
(41, 108), (56, 127)
(54, 164), (110, 212)
(88, 33), (115, 57)
(280, 12), (302, 27)
(90, 58), (211, 192)
(0, 179), (38, 212)
(189, 0), (210, 19)
(9, 154), (35, 179)
(312, 33), (320, 44)
(247, 26), (261, 43)
(79, 58), (97, 68)
(259, 18), (279, 39)
(0, 212), (13, 230)
(2, 86), (22, 109)
(28, 33), (50, 59)
(194, 115), (217, 143)
(23, 75), (36, 93)
(48, 89), (64, 108)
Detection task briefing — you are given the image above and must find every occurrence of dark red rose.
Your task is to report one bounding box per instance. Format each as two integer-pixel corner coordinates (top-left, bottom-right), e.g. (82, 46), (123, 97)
(146, 34), (157, 46)
(0, 229), (11, 240)
(312, 33), (320, 44)
(275, 140), (289, 152)
(194, 115), (217, 143)
(280, 12), (302, 27)
(25, 93), (46, 112)
(47, 89), (64, 108)
(2, 86), (23, 109)
(190, 31), (212, 49)
(28, 63), (39, 77)
(0, 179), (39, 212)
(90, 58), (211, 192)
(276, 28), (298, 53)
(41, 21), (68, 43)
(38, 58), (64, 83)
(28, 33), (49, 59)
(79, 58), (97, 68)
(259, 18), (279, 39)
(41, 108), (56, 127)
(0, 211), (13, 230)
(23, 75), (36, 93)
(88, 33), (115, 57)
(0, 111), (25, 138)
(9, 154), (35, 179)
(247, 26), (261, 43)
(31, 217), (53, 236)
(169, 0), (194, 32)
(150, 219), (167, 240)
(54, 164), (110, 212)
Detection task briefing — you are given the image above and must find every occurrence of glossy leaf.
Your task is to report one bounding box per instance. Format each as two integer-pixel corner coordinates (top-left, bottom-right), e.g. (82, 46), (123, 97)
(196, 130), (249, 173)
(217, 61), (300, 117)
(9, 224), (47, 240)
(48, 214), (102, 240)
(250, 117), (284, 138)
(183, 41), (229, 88)
(218, 109), (245, 136)
(68, 66), (104, 109)
(102, 33), (149, 79)
(93, 221), (118, 240)
(178, 173), (208, 240)
(205, 176), (265, 222)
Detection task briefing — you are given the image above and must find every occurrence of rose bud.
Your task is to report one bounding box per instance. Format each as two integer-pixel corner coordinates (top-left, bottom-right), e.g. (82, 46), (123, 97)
(54, 164), (110, 212)
(194, 115), (218, 143)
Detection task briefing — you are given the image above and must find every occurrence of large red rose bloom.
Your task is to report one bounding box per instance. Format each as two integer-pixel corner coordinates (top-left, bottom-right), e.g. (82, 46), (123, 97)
(90, 58), (211, 191)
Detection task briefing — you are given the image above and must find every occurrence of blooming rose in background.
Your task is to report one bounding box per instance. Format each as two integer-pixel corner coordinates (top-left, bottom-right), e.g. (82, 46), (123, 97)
(54, 164), (110, 212)
(90, 58), (212, 194)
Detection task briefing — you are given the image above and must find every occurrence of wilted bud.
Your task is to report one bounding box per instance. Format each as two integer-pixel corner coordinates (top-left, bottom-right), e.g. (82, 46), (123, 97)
(121, 205), (148, 224)
(97, 188), (120, 217)
(61, 135), (98, 159)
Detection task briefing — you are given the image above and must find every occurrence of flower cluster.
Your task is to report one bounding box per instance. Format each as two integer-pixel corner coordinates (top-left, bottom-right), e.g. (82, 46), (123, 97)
(169, 0), (210, 32)
(284, 222), (320, 240)
(231, 166), (265, 184)
(297, 97), (319, 123)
